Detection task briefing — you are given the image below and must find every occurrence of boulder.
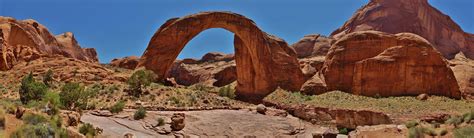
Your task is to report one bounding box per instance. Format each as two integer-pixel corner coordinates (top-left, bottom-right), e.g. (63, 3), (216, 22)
(256, 104), (266, 114)
(331, 0), (474, 59)
(0, 17), (98, 70)
(170, 113), (185, 131)
(110, 56), (140, 69)
(300, 74), (327, 95)
(167, 59), (237, 87)
(290, 34), (332, 58)
(200, 52), (234, 62)
(321, 31), (461, 99)
(449, 53), (474, 98)
(138, 12), (305, 101)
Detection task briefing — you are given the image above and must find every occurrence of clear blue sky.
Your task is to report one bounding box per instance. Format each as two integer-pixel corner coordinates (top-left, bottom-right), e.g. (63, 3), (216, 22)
(1, 0), (473, 63)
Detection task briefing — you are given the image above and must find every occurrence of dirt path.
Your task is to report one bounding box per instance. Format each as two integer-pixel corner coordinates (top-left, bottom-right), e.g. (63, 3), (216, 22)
(81, 109), (330, 137)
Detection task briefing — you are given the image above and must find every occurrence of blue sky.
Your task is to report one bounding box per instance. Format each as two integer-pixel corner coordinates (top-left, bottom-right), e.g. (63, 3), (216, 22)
(1, 0), (473, 63)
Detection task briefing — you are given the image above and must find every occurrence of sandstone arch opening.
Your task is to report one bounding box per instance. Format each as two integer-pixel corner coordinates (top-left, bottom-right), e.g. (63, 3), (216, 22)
(138, 11), (306, 101)
(171, 28), (237, 87)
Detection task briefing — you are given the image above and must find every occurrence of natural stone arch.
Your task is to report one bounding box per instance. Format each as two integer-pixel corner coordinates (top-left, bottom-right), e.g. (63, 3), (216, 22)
(138, 11), (305, 101)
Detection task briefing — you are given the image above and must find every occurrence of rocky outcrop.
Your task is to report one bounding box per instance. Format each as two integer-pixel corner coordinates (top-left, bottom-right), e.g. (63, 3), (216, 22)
(200, 52), (234, 62)
(138, 11), (305, 101)
(268, 103), (392, 129)
(331, 0), (474, 59)
(168, 57), (237, 87)
(0, 16), (98, 70)
(290, 34), (332, 58)
(110, 56), (140, 69)
(449, 53), (474, 98)
(321, 31), (461, 98)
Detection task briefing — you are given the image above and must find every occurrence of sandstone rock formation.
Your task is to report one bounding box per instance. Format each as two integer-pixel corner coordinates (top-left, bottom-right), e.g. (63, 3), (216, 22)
(167, 57), (237, 87)
(200, 52), (234, 62)
(321, 31), (461, 98)
(110, 56), (140, 69)
(0, 16), (98, 70)
(331, 0), (474, 59)
(290, 34), (332, 58)
(138, 12), (305, 101)
(449, 53), (474, 98)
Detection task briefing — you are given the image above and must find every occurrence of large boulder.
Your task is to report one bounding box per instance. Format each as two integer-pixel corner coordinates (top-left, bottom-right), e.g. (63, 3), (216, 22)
(290, 34), (332, 58)
(449, 53), (474, 98)
(167, 57), (237, 87)
(321, 31), (461, 98)
(110, 56), (140, 69)
(331, 0), (474, 59)
(138, 11), (305, 101)
(0, 17), (98, 70)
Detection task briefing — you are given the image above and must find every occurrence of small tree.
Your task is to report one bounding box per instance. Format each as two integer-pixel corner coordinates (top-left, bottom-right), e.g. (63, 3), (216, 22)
(19, 72), (48, 104)
(59, 82), (96, 110)
(133, 106), (146, 120)
(127, 70), (156, 97)
(43, 69), (53, 87)
(109, 101), (125, 114)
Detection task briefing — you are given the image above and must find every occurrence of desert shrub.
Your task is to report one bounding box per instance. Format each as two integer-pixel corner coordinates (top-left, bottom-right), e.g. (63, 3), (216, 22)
(42, 91), (61, 115)
(408, 127), (424, 138)
(423, 127), (437, 136)
(60, 82), (97, 110)
(218, 85), (235, 99)
(446, 115), (464, 127)
(133, 106), (146, 120)
(157, 117), (165, 126)
(109, 101), (125, 113)
(127, 69), (156, 97)
(19, 72), (48, 104)
(43, 69), (54, 87)
(438, 128), (448, 136)
(0, 109), (5, 129)
(79, 123), (97, 137)
(11, 124), (51, 138)
(405, 120), (419, 128)
(192, 84), (210, 92)
(22, 113), (48, 125)
(338, 127), (349, 135)
(463, 111), (474, 123)
(454, 125), (474, 138)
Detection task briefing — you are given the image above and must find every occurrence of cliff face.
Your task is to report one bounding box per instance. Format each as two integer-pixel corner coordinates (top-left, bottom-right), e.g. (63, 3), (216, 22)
(331, 0), (474, 59)
(0, 16), (98, 70)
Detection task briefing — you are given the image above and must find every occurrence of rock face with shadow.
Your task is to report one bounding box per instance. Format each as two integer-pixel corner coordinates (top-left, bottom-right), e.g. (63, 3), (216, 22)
(331, 0), (474, 60)
(290, 34), (333, 58)
(0, 16), (98, 70)
(110, 56), (140, 70)
(138, 11), (305, 101)
(320, 31), (461, 98)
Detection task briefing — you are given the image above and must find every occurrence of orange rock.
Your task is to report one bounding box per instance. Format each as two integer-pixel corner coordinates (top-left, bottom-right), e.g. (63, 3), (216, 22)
(331, 0), (474, 59)
(290, 34), (332, 58)
(138, 12), (305, 101)
(449, 53), (474, 97)
(0, 16), (98, 70)
(321, 31), (461, 99)
(110, 56), (140, 69)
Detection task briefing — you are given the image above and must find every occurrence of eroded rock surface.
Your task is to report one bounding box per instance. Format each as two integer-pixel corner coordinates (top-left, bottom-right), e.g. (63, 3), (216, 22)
(449, 53), (474, 98)
(321, 31), (461, 98)
(167, 58), (237, 87)
(139, 11), (305, 101)
(0, 17), (98, 70)
(331, 0), (474, 59)
(290, 34), (332, 58)
(110, 56), (140, 70)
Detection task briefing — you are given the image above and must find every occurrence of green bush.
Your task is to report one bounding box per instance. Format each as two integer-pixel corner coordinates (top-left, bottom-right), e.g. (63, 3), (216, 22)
(454, 125), (474, 138)
(43, 69), (54, 87)
(109, 101), (125, 113)
(11, 113), (67, 138)
(133, 106), (146, 120)
(218, 85), (235, 99)
(79, 123), (97, 137)
(408, 127), (424, 138)
(405, 120), (419, 128)
(22, 113), (48, 125)
(127, 70), (156, 97)
(338, 128), (349, 135)
(157, 117), (165, 126)
(19, 72), (48, 104)
(463, 111), (474, 123)
(59, 82), (97, 110)
(43, 91), (61, 115)
(446, 115), (464, 127)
